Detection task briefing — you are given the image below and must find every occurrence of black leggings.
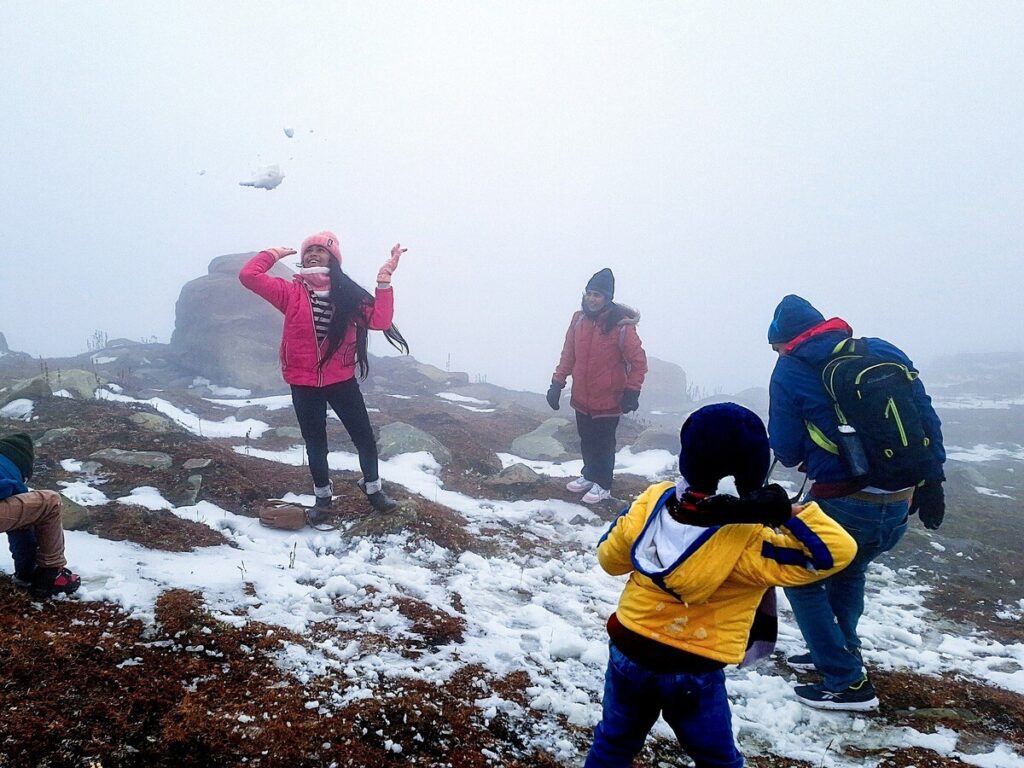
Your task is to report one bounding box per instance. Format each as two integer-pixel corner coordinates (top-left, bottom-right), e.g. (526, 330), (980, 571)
(291, 379), (378, 488)
(576, 410), (620, 490)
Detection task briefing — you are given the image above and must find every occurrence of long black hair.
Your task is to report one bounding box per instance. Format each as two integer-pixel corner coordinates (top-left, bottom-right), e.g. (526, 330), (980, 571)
(320, 258), (409, 379)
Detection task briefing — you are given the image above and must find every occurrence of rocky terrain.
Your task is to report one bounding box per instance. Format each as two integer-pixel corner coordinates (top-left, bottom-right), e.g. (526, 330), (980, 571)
(0, 257), (1022, 767)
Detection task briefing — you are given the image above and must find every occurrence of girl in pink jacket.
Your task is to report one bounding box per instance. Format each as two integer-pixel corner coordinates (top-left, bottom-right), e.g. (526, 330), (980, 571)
(239, 231), (409, 519)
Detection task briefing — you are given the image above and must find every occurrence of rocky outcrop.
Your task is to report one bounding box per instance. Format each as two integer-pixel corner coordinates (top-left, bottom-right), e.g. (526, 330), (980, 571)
(377, 422), (452, 465)
(511, 418), (571, 460)
(639, 356), (691, 413)
(170, 253), (293, 392)
(368, 356), (470, 395)
(0, 376), (52, 408)
(486, 463), (541, 486)
(89, 448), (174, 470)
(632, 427), (680, 453)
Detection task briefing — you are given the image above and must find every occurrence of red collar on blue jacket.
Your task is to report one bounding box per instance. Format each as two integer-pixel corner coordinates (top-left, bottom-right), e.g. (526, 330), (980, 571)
(782, 317), (853, 356)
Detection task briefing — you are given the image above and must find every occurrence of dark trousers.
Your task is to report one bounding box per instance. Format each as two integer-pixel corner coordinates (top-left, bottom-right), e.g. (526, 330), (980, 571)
(291, 379), (379, 488)
(585, 643), (743, 768)
(576, 411), (620, 490)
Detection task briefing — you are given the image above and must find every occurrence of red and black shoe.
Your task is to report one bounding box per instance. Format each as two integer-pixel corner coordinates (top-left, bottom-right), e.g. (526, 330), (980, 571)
(30, 567), (81, 597)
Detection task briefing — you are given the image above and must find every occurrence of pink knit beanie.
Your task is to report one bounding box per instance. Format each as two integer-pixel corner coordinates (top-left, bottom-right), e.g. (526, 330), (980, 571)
(300, 231), (342, 263)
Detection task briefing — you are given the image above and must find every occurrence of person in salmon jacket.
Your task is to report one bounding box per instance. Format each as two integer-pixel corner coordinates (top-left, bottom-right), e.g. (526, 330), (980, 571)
(547, 268), (648, 504)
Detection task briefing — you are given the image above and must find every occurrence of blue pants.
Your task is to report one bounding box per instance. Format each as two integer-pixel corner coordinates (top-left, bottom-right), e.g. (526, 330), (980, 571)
(7, 528), (37, 579)
(576, 411), (619, 490)
(784, 493), (909, 691)
(585, 643), (743, 768)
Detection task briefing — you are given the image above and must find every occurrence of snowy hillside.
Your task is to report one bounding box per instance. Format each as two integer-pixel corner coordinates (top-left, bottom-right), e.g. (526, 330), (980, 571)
(1, 377), (1023, 767)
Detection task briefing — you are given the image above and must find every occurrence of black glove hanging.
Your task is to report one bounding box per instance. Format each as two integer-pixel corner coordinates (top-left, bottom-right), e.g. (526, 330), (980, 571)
(909, 480), (945, 530)
(620, 389), (640, 413)
(546, 383), (563, 411)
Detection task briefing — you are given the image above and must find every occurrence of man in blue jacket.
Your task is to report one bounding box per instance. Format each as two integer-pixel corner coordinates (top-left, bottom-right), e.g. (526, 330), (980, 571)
(767, 295), (945, 711)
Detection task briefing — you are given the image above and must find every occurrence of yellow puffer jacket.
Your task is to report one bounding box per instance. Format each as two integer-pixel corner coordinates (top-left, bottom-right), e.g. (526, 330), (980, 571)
(597, 481), (857, 665)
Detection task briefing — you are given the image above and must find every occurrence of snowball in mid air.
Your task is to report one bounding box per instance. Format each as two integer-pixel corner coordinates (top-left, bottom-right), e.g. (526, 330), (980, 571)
(239, 165), (284, 191)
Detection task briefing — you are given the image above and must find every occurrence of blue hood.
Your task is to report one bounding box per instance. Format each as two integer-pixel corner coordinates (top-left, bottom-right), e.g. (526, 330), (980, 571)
(768, 295), (825, 344)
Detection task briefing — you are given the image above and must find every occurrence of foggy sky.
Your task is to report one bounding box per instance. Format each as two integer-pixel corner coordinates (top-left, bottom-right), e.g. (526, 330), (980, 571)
(3, 1), (1022, 394)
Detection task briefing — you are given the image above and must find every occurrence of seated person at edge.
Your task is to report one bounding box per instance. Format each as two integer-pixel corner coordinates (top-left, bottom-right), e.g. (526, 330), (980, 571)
(0, 432), (81, 597)
(585, 404), (857, 768)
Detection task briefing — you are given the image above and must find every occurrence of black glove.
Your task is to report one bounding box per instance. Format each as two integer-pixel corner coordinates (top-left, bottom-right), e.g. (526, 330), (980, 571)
(620, 389), (640, 413)
(695, 483), (793, 527)
(546, 383), (563, 410)
(910, 481), (945, 530)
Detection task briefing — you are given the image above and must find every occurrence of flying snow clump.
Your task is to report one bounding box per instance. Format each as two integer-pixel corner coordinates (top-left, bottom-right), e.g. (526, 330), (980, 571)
(239, 165), (284, 191)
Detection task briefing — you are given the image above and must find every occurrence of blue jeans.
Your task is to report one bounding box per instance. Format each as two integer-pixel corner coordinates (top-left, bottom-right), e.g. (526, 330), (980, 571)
(7, 528), (37, 579)
(585, 643), (743, 768)
(784, 493), (909, 691)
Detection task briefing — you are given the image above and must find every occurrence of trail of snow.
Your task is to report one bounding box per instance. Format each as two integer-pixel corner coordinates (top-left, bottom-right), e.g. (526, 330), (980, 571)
(96, 388), (271, 438)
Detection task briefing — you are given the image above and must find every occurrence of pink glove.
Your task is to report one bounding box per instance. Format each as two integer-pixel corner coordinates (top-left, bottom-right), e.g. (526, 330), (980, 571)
(376, 243), (407, 285)
(266, 247), (296, 261)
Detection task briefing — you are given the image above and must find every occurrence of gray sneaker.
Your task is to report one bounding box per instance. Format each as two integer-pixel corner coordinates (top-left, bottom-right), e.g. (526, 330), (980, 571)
(794, 676), (879, 711)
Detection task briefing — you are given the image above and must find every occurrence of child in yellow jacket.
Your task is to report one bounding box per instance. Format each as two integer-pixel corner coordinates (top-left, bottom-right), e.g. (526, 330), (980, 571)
(585, 403), (857, 768)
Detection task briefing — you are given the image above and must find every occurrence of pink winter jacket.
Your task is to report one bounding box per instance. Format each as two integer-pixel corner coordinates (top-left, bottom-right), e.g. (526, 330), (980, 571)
(239, 251), (395, 388)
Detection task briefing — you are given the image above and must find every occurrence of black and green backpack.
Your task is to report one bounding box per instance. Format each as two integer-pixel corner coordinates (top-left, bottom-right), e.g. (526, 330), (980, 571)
(819, 338), (934, 490)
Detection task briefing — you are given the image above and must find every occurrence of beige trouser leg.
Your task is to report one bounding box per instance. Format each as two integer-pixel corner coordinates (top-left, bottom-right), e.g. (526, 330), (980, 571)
(0, 490), (67, 570)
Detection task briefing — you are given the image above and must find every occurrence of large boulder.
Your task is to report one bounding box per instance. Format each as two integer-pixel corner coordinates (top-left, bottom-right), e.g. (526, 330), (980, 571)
(511, 418), (571, 461)
(0, 376), (52, 409)
(632, 427), (680, 454)
(640, 356), (692, 413)
(0, 334), (35, 376)
(50, 369), (103, 399)
(377, 422), (452, 465)
(170, 253), (293, 392)
(368, 356), (471, 395)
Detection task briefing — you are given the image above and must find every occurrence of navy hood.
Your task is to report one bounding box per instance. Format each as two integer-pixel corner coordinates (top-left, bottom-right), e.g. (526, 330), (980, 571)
(768, 295), (825, 344)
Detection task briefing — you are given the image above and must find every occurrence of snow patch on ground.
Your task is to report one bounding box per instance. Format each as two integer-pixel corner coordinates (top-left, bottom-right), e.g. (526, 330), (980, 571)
(947, 444), (1024, 463)
(117, 487), (175, 510)
(96, 389), (271, 438)
(437, 392), (491, 405)
(934, 396), (1024, 410)
(975, 486), (1014, 499)
(58, 481), (110, 506)
(0, 399), (33, 420)
(205, 394), (294, 411)
(498, 447), (677, 482)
